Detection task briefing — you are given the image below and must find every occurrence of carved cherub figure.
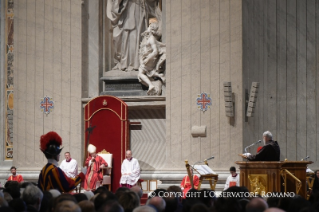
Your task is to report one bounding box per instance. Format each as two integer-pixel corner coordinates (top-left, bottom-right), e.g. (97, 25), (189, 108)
(138, 19), (166, 95)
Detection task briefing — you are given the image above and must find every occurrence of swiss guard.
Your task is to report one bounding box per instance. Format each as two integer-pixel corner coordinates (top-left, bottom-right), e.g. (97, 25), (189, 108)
(38, 131), (87, 192)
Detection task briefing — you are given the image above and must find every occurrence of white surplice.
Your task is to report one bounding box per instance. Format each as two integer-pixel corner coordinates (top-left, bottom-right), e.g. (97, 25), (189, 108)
(59, 158), (78, 178)
(120, 158), (140, 186)
(224, 174), (240, 190)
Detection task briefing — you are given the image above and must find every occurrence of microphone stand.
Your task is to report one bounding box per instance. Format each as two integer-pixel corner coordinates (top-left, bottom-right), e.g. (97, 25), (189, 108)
(243, 145), (253, 161)
(189, 157), (215, 189)
(301, 156), (310, 161)
(191, 161), (202, 175)
(244, 145), (252, 153)
(244, 140), (261, 153)
(193, 157), (214, 168)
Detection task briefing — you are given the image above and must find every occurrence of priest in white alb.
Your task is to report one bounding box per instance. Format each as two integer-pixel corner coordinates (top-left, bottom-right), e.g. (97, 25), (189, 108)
(120, 150), (140, 188)
(59, 152), (78, 178)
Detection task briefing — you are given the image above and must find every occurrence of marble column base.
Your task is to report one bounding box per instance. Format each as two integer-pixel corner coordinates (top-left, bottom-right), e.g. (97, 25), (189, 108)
(0, 169), (230, 191)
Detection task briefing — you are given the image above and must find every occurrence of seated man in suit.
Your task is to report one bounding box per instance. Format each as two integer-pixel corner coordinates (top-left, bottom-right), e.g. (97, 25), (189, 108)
(244, 131), (280, 161)
(311, 170), (319, 194)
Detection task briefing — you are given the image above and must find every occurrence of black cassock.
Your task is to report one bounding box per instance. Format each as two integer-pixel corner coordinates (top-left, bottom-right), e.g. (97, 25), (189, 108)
(247, 140), (280, 161)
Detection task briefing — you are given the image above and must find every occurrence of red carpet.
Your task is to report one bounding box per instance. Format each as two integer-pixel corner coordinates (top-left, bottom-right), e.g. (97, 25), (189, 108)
(140, 193), (148, 205)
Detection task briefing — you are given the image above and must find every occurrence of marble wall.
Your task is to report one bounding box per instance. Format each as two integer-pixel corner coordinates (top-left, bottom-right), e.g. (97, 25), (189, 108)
(12, 0), (82, 171)
(243, 0), (319, 169)
(164, 0), (243, 170)
(82, 0), (104, 98)
(129, 108), (166, 170)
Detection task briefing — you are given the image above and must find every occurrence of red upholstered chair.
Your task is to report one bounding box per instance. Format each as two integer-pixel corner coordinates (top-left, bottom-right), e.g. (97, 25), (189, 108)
(98, 149), (113, 191)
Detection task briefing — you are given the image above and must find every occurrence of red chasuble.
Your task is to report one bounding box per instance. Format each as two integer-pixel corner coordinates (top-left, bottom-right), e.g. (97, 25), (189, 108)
(180, 175), (199, 198)
(83, 155), (108, 190)
(7, 175), (24, 183)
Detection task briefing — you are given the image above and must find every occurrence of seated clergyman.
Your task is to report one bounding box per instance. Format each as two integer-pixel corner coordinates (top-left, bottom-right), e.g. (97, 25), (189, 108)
(244, 131), (280, 161)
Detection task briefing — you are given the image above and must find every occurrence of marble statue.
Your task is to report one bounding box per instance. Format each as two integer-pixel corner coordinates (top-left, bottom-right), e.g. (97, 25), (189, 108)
(107, 0), (162, 72)
(138, 20), (166, 95)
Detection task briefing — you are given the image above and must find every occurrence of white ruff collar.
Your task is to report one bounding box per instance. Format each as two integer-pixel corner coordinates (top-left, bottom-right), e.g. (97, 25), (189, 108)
(48, 159), (59, 167)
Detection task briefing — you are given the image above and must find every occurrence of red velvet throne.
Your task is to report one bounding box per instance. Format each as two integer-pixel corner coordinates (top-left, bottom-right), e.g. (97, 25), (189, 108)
(84, 96), (129, 192)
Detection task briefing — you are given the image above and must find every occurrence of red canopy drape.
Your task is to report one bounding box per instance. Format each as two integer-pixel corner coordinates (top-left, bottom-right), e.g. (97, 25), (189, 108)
(84, 95), (129, 192)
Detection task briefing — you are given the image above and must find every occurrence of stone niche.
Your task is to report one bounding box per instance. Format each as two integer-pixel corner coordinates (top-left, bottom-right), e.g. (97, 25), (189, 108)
(100, 0), (166, 97)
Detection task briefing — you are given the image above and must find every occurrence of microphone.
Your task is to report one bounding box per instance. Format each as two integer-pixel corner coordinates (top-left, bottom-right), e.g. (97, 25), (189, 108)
(245, 140), (261, 153)
(301, 156), (310, 161)
(193, 156), (215, 167)
(204, 156), (215, 161)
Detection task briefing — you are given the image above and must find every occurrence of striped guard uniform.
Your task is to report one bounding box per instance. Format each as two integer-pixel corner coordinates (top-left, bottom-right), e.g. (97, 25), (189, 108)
(38, 163), (85, 192)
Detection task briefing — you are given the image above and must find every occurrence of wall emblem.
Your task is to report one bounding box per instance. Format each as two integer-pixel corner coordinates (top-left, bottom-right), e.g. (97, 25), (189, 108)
(40, 96), (54, 115)
(197, 93), (212, 112)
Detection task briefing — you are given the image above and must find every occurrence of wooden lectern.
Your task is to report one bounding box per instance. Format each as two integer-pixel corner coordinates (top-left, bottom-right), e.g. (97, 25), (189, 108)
(185, 160), (218, 190)
(236, 161), (312, 199)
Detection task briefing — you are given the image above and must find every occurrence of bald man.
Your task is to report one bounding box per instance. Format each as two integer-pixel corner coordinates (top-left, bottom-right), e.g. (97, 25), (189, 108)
(246, 197), (268, 212)
(147, 197), (166, 212)
(264, 208), (285, 212)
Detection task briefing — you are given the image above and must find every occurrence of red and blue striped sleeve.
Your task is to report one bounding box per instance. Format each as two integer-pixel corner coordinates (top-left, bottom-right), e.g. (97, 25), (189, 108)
(50, 167), (85, 192)
(38, 164), (85, 192)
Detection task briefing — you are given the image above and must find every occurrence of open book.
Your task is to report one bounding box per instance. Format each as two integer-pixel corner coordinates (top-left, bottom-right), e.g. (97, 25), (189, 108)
(193, 165), (217, 175)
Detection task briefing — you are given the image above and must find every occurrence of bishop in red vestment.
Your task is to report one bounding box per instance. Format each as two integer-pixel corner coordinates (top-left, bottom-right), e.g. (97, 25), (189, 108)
(180, 174), (199, 198)
(83, 144), (108, 191)
(7, 166), (24, 183)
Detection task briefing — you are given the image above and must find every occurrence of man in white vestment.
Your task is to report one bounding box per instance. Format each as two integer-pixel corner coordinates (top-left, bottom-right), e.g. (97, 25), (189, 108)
(224, 166), (240, 190)
(120, 150), (140, 188)
(60, 152), (78, 178)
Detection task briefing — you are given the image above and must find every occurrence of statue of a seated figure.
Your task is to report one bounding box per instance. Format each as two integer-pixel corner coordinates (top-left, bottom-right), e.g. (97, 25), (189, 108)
(138, 19), (166, 95)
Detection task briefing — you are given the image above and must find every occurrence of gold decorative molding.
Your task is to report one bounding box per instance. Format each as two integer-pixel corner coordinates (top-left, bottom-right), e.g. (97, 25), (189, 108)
(198, 174), (218, 191)
(184, 160), (194, 188)
(248, 174), (268, 195)
(306, 172), (315, 200)
(98, 149), (111, 154)
(84, 108), (126, 122)
(5, 0), (14, 160)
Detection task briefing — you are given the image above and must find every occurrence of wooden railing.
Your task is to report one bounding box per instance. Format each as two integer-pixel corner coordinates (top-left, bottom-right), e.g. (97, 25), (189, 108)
(280, 169), (302, 195)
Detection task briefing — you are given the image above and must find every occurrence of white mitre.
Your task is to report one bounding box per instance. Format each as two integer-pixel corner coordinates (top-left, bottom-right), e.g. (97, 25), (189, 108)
(88, 144), (96, 154)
